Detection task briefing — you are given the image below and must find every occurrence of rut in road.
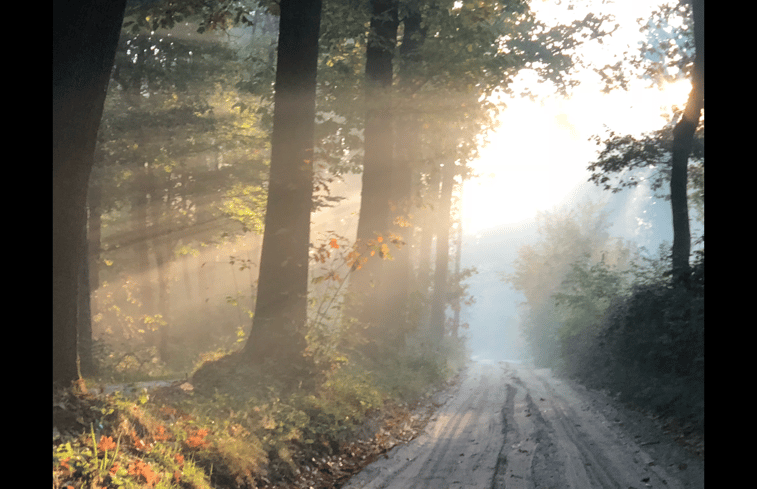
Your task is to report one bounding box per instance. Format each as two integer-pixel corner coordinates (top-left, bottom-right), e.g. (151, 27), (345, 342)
(504, 365), (694, 489)
(343, 362), (508, 489)
(344, 361), (703, 489)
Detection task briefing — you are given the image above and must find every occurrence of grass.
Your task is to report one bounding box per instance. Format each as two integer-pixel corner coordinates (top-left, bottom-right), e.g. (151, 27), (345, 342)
(53, 347), (464, 489)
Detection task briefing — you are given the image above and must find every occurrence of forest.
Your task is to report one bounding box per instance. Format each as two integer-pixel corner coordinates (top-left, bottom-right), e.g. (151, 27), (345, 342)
(53, 0), (703, 487)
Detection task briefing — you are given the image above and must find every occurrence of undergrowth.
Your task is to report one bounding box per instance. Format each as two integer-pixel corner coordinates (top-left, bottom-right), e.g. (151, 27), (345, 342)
(53, 341), (462, 488)
(56, 232), (470, 488)
(559, 249), (704, 434)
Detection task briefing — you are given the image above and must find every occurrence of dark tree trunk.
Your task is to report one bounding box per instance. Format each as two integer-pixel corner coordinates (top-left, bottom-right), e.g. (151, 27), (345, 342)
(350, 0), (399, 335)
(379, 4), (427, 345)
(242, 0), (322, 372)
(53, 0), (127, 387)
(670, 0), (704, 283)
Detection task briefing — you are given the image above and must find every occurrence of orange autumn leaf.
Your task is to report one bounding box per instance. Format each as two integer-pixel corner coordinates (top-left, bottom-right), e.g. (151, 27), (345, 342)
(186, 428), (210, 448)
(153, 425), (170, 441)
(128, 460), (159, 487)
(98, 435), (117, 452)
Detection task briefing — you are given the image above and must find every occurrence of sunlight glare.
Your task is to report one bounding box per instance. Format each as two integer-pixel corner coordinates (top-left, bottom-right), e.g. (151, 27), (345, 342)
(461, 0), (691, 236)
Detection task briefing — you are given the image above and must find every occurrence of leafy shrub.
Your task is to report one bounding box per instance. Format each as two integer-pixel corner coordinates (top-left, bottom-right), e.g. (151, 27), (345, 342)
(296, 365), (386, 447)
(553, 256), (629, 375)
(370, 332), (468, 400)
(566, 250), (704, 429)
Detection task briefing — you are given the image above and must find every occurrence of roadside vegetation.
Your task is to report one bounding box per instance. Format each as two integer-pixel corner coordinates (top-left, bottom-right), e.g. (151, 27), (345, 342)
(53, 325), (467, 489)
(560, 247), (704, 436)
(503, 0), (703, 451)
(506, 204), (704, 453)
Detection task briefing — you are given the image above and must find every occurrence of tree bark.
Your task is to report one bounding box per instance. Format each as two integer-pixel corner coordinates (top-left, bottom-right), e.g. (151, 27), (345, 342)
(670, 0), (704, 283)
(378, 5), (425, 346)
(350, 0), (399, 334)
(53, 0), (127, 387)
(242, 0), (322, 372)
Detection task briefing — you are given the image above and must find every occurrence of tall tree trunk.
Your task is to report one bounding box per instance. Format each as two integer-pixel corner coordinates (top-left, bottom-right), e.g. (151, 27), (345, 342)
(80, 180), (102, 376)
(155, 240), (172, 363)
(350, 0), (399, 339)
(670, 0), (704, 283)
(416, 164), (441, 297)
(78, 213), (96, 376)
(379, 4), (427, 345)
(53, 0), (127, 387)
(429, 161), (455, 343)
(450, 210), (463, 339)
(242, 0), (322, 374)
(133, 165), (155, 315)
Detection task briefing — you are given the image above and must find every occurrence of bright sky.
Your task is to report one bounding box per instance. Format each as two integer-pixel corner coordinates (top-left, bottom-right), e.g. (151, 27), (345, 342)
(461, 0), (691, 236)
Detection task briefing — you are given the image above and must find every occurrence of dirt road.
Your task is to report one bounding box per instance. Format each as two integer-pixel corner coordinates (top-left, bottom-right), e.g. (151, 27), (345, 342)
(343, 361), (704, 489)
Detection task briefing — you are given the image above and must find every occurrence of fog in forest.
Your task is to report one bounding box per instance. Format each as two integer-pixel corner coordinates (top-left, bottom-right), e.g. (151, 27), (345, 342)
(55, 0), (704, 486)
(75, 0), (702, 380)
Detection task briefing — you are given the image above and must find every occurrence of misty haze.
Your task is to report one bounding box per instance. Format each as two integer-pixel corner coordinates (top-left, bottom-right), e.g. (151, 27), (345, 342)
(54, 0), (704, 487)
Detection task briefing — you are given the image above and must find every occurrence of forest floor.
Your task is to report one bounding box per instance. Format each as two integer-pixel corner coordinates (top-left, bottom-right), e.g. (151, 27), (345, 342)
(53, 368), (461, 489)
(53, 361), (704, 488)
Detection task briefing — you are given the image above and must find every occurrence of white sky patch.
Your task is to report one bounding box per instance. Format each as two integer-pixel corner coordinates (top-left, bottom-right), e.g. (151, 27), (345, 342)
(461, 0), (691, 235)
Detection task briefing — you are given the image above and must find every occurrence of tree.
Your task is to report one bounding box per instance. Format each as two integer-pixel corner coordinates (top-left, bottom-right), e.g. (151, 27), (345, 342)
(53, 0), (128, 387)
(342, 0), (613, 358)
(429, 160), (456, 343)
(348, 0), (399, 347)
(91, 23), (272, 370)
(588, 0), (703, 283)
(670, 0), (703, 282)
(378, 0), (426, 345)
(504, 202), (632, 367)
(587, 118), (704, 223)
(241, 0), (323, 373)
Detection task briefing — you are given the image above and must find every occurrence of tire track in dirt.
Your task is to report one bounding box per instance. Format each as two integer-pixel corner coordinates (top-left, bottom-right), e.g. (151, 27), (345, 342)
(342, 362), (508, 489)
(491, 380), (542, 489)
(501, 364), (699, 489)
(343, 361), (702, 489)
